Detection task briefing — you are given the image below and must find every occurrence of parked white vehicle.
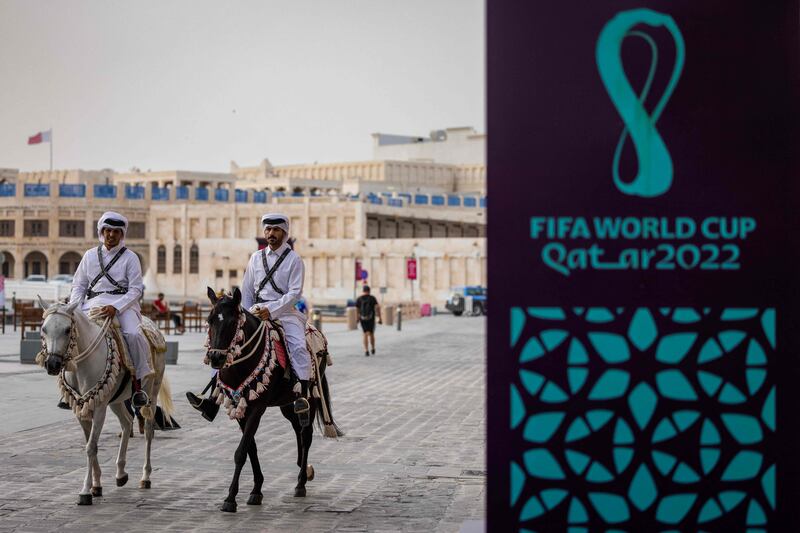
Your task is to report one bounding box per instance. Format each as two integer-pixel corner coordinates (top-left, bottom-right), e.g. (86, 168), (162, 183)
(5, 278), (72, 306)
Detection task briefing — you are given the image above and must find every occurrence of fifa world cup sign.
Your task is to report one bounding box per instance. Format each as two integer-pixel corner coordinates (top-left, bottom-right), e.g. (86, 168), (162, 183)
(488, 2), (800, 530)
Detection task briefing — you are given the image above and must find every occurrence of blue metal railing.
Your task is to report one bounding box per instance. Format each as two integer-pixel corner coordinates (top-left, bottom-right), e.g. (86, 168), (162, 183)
(0, 184), (15, 197)
(447, 195), (461, 207)
(253, 191), (267, 203)
(196, 187), (209, 201)
(480, 197), (487, 208)
(414, 194), (429, 205)
(215, 188), (229, 202)
(235, 189), (248, 203)
(463, 197), (477, 207)
(388, 198), (402, 207)
(25, 184), (50, 197)
(431, 195), (445, 206)
(93, 185), (116, 198)
(125, 185), (145, 199)
(59, 184), (86, 197)
(152, 187), (169, 201)
(176, 186), (189, 200)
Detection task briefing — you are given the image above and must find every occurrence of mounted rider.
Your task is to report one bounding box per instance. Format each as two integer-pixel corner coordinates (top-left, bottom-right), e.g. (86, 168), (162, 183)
(69, 211), (152, 407)
(242, 213), (312, 424)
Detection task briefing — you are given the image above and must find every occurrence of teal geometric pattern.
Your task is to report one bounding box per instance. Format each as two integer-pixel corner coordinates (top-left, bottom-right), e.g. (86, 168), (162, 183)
(510, 307), (775, 530)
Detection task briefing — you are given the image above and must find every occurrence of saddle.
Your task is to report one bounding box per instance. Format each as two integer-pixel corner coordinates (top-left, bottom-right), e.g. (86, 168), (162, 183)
(267, 319), (330, 381)
(87, 313), (165, 374)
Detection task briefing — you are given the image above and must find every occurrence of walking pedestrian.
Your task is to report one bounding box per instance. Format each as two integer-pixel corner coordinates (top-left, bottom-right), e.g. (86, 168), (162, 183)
(356, 285), (381, 356)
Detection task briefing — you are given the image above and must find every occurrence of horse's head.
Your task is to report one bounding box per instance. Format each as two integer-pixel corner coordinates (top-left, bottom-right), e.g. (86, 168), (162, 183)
(39, 296), (80, 376)
(205, 286), (247, 369)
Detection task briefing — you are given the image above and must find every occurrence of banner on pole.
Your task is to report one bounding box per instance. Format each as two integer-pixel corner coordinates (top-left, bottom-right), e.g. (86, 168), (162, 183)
(406, 258), (417, 280)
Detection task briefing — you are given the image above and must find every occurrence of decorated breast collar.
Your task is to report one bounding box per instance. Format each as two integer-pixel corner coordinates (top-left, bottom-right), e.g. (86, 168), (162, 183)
(203, 309), (283, 420)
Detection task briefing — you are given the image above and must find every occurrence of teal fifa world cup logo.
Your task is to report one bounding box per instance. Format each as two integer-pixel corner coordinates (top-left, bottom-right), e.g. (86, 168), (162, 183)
(596, 9), (685, 197)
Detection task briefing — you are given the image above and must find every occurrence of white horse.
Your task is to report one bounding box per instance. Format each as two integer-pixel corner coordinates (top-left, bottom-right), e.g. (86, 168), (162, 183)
(37, 298), (174, 505)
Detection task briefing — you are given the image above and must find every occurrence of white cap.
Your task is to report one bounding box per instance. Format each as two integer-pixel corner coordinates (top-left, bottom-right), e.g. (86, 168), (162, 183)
(97, 211), (128, 243)
(261, 213), (289, 235)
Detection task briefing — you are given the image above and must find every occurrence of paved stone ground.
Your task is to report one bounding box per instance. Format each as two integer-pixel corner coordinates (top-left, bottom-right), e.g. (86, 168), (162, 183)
(0, 315), (485, 532)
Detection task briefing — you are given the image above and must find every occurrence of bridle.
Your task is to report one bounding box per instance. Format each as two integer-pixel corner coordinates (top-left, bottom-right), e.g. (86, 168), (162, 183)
(39, 308), (112, 369)
(205, 306), (266, 368)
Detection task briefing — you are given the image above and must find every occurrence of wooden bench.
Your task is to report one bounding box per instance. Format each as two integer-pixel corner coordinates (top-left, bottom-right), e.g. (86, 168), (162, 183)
(13, 300), (33, 332)
(20, 307), (44, 340)
(182, 302), (203, 332)
(142, 302), (171, 334)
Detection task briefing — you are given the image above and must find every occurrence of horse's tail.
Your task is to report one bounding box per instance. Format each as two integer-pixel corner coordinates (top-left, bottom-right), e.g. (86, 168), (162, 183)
(158, 374), (176, 426)
(315, 373), (344, 439)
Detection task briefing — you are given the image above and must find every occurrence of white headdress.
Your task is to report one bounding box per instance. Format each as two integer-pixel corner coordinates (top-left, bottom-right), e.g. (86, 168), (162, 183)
(261, 213), (289, 235)
(97, 211), (128, 243)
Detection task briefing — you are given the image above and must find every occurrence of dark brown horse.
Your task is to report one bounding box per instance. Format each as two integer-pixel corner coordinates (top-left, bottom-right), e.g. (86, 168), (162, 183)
(205, 287), (342, 512)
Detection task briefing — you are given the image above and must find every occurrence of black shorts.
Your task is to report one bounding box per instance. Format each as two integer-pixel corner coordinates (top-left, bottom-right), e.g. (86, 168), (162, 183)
(360, 318), (375, 333)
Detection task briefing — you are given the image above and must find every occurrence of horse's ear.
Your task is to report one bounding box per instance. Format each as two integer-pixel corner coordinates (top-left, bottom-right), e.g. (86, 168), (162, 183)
(66, 299), (80, 314)
(207, 286), (218, 305)
(37, 294), (48, 310)
(232, 287), (241, 305)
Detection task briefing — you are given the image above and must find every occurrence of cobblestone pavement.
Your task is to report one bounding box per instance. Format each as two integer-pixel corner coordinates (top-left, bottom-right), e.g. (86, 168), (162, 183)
(0, 315), (486, 532)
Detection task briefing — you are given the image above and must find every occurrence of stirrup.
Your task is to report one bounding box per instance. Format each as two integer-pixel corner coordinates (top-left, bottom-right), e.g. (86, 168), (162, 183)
(293, 397), (310, 414)
(132, 390), (149, 408)
(294, 397), (310, 428)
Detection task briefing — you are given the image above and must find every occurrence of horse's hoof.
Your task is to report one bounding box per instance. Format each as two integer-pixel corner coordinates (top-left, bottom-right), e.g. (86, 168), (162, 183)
(140, 480), (151, 489)
(116, 474), (129, 487)
(91, 486), (102, 497)
(247, 493), (263, 505)
(77, 494), (92, 505)
(221, 501), (237, 512)
(306, 464), (315, 481)
(294, 486), (306, 497)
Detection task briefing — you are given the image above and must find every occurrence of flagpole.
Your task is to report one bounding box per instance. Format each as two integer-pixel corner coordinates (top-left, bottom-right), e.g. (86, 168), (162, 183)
(49, 129), (53, 171)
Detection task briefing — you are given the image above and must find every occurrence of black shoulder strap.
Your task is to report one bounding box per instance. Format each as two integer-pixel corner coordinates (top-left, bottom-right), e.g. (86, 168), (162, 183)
(89, 245), (128, 290)
(255, 248), (292, 300)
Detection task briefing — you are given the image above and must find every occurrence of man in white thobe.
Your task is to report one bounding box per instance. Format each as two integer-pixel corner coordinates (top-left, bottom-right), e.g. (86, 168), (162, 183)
(242, 213), (312, 425)
(69, 211), (153, 407)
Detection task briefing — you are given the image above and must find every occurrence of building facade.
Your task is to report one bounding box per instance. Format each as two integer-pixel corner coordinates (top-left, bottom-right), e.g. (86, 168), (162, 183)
(0, 128), (486, 306)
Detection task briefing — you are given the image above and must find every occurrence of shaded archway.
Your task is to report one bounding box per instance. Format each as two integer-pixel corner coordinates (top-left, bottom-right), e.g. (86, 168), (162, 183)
(58, 251), (82, 275)
(23, 251), (48, 278)
(1, 250), (15, 278)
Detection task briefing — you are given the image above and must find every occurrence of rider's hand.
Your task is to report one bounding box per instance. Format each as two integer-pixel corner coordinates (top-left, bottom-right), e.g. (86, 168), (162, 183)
(254, 307), (271, 321)
(100, 305), (117, 318)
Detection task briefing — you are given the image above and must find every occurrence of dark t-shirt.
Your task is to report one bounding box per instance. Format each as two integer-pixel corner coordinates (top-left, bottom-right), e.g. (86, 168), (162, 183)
(356, 295), (379, 321)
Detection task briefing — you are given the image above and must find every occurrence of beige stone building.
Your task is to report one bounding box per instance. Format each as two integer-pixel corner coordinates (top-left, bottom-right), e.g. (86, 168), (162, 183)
(0, 128), (486, 306)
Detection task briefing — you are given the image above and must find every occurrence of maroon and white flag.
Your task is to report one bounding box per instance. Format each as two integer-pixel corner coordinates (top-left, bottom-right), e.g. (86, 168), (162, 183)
(27, 129), (51, 145)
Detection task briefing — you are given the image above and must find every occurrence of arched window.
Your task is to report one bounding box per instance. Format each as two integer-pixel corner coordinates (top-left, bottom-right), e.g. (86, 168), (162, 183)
(173, 244), (182, 274)
(189, 244), (199, 274)
(1, 250), (15, 278)
(157, 245), (166, 274)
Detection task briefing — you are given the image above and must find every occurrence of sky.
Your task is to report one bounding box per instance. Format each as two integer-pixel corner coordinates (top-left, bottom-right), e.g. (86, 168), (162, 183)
(0, 0), (484, 172)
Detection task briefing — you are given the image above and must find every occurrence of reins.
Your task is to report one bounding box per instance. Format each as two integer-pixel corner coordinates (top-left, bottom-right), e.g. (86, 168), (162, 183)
(38, 309), (113, 366)
(206, 307), (267, 367)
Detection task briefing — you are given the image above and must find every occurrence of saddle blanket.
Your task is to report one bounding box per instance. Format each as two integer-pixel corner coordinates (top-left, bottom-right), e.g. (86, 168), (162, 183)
(89, 315), (165, 374)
